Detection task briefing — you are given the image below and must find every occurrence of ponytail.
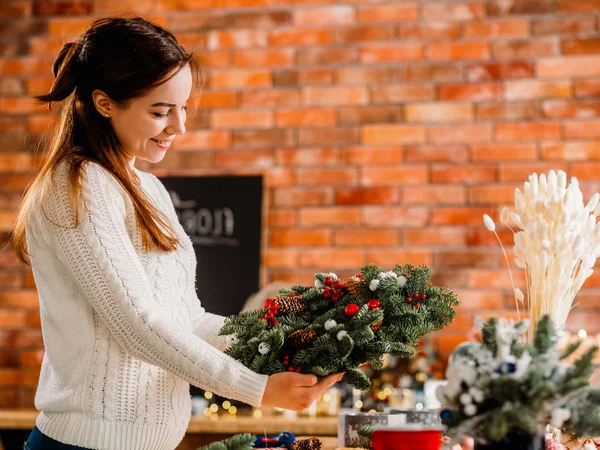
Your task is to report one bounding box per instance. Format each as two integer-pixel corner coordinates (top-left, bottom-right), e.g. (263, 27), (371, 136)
(37, 42), (81, 105)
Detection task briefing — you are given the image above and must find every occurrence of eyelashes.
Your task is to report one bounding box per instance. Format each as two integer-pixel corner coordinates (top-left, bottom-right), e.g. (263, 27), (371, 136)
(152, 106), (188, 119)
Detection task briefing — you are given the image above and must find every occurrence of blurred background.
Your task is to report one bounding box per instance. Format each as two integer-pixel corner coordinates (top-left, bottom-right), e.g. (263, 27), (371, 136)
(1, 0), (600, 414)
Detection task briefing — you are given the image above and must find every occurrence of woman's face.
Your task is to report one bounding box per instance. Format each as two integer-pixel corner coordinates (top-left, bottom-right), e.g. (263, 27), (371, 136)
(109, 65), (192, 165)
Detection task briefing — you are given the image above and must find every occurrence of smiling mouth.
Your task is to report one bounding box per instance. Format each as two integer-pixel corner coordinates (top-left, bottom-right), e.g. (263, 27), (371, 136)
(151, 138), (173, 147)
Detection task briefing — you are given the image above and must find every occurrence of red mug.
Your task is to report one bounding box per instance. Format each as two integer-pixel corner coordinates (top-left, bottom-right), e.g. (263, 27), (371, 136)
(372, 428), (443, 450)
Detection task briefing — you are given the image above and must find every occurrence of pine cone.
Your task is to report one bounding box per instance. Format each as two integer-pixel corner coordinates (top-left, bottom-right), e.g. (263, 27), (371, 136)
(274, 295), (307, 313)
(292, 437), (322, 450)
(288, 328), (318, 348)
(345, 276), (364, 298)
(371, 319), (383, 333)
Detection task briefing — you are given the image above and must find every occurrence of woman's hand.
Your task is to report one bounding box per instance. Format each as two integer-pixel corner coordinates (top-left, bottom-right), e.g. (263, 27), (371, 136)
(261, 372), (344, 411)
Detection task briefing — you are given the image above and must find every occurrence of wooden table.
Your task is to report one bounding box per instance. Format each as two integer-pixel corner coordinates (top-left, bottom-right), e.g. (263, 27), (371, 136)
(0, 410), (339, 450)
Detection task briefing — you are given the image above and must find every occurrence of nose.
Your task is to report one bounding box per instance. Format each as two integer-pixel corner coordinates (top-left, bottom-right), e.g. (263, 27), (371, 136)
(166, 110), (186, 136)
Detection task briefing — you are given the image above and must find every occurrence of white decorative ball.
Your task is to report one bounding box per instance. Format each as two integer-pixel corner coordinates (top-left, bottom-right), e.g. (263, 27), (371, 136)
(324, 319), (337, 330)
(369, 279), (380, 291)
(336, 330), (348, 341)
(225, 334), (238, 346)
(459, 393), (473, 405)
(464, 403), (477, 416)
(397, 275), (407, 288)
(468, 387), (484, 403)
(258, 342), (271, 355)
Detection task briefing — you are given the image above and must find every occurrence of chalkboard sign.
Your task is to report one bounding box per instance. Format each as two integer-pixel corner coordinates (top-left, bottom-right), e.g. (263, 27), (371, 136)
(158, 175), (263, 317)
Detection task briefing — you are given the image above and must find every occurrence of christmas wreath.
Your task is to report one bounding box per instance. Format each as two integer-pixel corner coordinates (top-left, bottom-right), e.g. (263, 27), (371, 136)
(220, 263), (460, 389)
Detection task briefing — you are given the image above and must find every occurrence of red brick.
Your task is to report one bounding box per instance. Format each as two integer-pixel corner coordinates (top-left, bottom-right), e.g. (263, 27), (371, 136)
(268, 209), (298, 227)
(270, 29), (332, 47)
(565, 312), (600, 334)
(0, 154), (39, 172)
(47, 17), (92, 36)
(406, 64), (462, 82)
(206, 30), (267, 49)
(572, 163), (600, 181)
(298, 249), (365, 269)
(336, 187), (398, 205)
(360, 166), (428, 186)
(404, 145), (469, 163)
(557, 0), (600, 13)
(422, 2), (485, 20)
(210, 110), (273, 129)
(270, 230), (331, 247)
(472, 144), (537, 161)
(264, 249), (298, 268)
(402, 186), (467, 205)
(0, 1), (31, 17)
(427, 124), (492, 144)
(432, 165), (495, 184)
(194, 91), (237, 109)
(504, 80), (571, 100)
(428, 42), (490, 60)
(0, 118), (26, 134)
(371, 84), (435, 103)
(0, 214), (16, 233)
(575, 79), (600, 97)
(532, 18), (596, 35)
(439, 83), (502, 101)
(476, 103), (540, 121)
(0, 78), (24, 96)
(234, 49), (294, 67)
(0, 329), (43, 348)
(0, 97), (46, 114)
(563, 38), (600, 56)
(297, 48), (359, 66)
(340, 146), (404, 165)
(214, 150), (274, 168)
(0, 175), (34, 191)
(303, 87), (368, 106)
(358, 4), (418, 22)
(402, 228), (467, 246)
(275, 68), (333, 86)
(215, 0), (271, 6)
(498, 162), (568, 181)
(277, 148), (337, 166)
(338, 106), (403, 125)
(542, 100), (600, 119)
(20, 350), (43, 367)
(469, 185), (517, 204)
(172, 130), (230, 150)
(464, 20), (529, 38)
(335, 67), (403, 85)
(0, 369), (20, 386)
(273, 187), (333, 207)
(362, 125), (426, 144)
(363, 207), (429, 227)
(335, 25), (395, 44)
(496, 122), (561, 141)
(295, 168), (357, 185)
(564, 120), (600, 139)
(360, 44), (423, 63)
(242, 89), (300, 108)
(334, 229), (398, 247)
(541, 141), (600, 160)
(209, 69), (271, 88)
(175, 33), (206, 51)
(493, 38), (558, 59)
(233, 130), (295, 149)
(298, 128), (360, 147)
(432, 208), (495, 226)
(405, 102), (473, 123)
(27, 115), (57, 133)
(28, 36), (65, 56)
(467, 228), (514, 247)
(27, 77), (53, 95)
(0, 310), (27, 328)
(366, 249), (431, 267)
(300, 207), (361, 226)
(434, 250), (500, 268)
(537, 56), (600, 78)
(487, 0), (554, 15)
(293, 6), (355, 27)
(276, 108), (335, 127)
(152, 152), (212, 172)
(399, 23), (461, 42)
(467, 62), (533, 81)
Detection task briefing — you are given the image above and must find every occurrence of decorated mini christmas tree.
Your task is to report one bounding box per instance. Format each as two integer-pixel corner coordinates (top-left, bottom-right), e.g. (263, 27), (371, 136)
(220, 264), (460, 389)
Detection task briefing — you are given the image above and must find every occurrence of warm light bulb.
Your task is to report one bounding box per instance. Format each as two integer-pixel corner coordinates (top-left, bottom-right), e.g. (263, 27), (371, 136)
(204, 392), (213, 400)
(210, 404), (219, 413)
(229, 406), (237, 415)
(222, 401), (231, 410)
(355, 400), (363, 409)
(578, 329), (588, 339)
(253, 409), (263, 419)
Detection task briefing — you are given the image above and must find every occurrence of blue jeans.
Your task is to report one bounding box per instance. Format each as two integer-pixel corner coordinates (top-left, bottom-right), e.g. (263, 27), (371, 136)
(24, 426), (93, 450)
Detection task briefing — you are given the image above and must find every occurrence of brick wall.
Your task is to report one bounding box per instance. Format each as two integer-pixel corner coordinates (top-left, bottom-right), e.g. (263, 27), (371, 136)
(1, 0), (600, 408)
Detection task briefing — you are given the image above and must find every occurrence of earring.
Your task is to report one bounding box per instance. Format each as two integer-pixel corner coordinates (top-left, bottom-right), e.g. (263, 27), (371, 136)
(104, 113), (110, 118)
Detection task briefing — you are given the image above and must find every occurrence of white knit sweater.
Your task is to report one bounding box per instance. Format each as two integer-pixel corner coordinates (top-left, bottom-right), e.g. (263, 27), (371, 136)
(26, 162), (268, 450)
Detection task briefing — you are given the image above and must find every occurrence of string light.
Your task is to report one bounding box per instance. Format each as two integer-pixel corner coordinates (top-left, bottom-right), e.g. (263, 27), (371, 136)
(210, 404), (219, 413)
(253, 409), (263, 419)
(204, 392), (213, 400)
(222, 400), (231, 410)
(578, 329), (588, 339)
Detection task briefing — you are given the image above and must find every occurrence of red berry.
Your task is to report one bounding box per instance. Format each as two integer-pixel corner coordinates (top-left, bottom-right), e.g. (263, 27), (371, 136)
(345, 303), (360, 316)
(289, 291), (296, 295)
(403, 273), (409, 277)
(333, 280), (343, 289)
(421, 294), (426, 300)
(324, 276), (333, 286)
(265, 312), (274, 320)
(332, 292), (341, 302)
(322, 289), (332, 299)
(288, 366), (294, 372)
(272, 319), (279, 326)
(356, 274), (364, 279)
(295, 367), (301, 373)
(283, 360), (289, 365)
(264, 298), (273, 308)
(367, 299), (381, 310)
(406, 297), (412, 303)
(413, 293), (419, 298)
(415, 303), (421, 309)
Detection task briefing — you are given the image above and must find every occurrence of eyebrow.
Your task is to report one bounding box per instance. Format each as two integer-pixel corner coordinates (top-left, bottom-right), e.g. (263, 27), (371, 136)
(151, 102), (176, 107)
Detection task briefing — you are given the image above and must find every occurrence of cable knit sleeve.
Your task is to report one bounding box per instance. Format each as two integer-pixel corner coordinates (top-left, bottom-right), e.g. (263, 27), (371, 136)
(42, 162), (267, 406)
(145, 172), (231, 352)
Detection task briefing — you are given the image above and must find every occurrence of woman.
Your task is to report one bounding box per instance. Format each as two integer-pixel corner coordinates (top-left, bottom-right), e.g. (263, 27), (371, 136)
(12, 17), (341, 450)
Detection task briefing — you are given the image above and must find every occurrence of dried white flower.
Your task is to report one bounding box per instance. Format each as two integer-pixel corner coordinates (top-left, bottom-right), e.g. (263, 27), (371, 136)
(336, 330), (348, 341)
(225, 334), (238, 346)
(468, 387), (484, 403)
(324, 319), (337, 330)
(500, 207), (511, 224)
(459, 393), (473, 405)
(369, 279), (380, 291)
(379, 270), (398, 279)
(258, 342), (271, 355)
(483, 214), (496, 231)
(464, 403), (477, 416)
(397, 275), (407, 288)
(514, 287), (525, 303)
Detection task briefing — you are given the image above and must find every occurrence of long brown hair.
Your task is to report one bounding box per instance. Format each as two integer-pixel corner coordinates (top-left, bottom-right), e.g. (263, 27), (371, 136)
(13, 17), (200, 264)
